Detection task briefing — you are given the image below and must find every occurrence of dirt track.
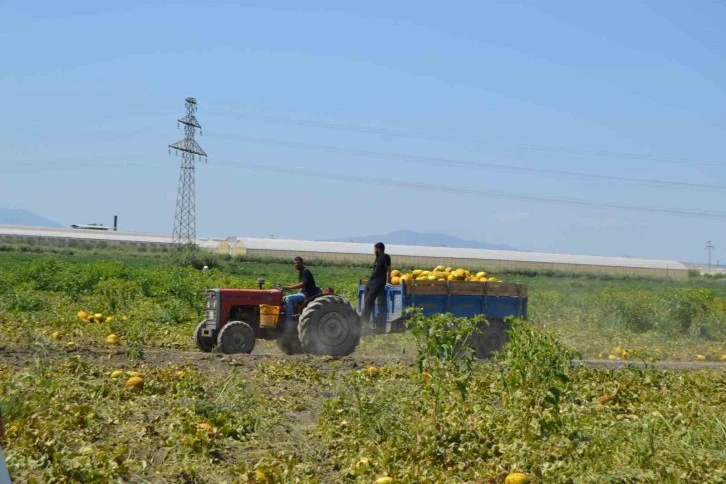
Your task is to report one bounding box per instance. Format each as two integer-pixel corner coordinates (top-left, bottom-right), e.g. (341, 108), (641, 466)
(1, 343), (724, 372)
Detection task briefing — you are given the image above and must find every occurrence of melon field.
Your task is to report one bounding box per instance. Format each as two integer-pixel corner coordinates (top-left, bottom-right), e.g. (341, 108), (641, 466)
(1, 245), (725, 483)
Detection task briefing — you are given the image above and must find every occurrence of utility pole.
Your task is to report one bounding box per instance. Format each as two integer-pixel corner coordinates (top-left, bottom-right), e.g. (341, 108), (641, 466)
(169, 97), (207, 246)
(706, 240), (714, 274)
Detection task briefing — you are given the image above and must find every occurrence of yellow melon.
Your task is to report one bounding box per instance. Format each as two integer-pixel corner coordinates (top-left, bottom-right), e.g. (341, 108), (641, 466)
(475, 271), (487, 278)
(391, 269), (402, 278)
(391, 276), (401, 285)
(77, 310), (89, 321)
(504, 472), (530, 484)
(125, 376), (144, 390)
(412, 270), (423, 277)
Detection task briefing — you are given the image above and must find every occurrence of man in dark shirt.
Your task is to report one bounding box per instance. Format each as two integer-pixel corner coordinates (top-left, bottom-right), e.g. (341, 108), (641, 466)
(360, 242), (391, 328)
(282, 256), (319, 321)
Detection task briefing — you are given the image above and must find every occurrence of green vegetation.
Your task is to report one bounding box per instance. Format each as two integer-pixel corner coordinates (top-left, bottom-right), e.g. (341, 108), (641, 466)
(1, 247), (725, 482)
(319, 321), (726, 482)
(2, 246), (724, 360)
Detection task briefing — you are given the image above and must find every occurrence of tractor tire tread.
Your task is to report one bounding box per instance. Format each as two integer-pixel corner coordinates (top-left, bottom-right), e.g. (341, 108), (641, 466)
(217, 320), (256, 355)
(298, 296), (361, 356)
(195, 320), (216, 353)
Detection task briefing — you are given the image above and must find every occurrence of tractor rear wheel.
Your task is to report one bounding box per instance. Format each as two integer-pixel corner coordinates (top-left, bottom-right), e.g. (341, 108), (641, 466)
(470, 319), (509, 359)
(195, 320), (216, 352)
(298, 295), (361, 356)
(217, 321), (256, 354)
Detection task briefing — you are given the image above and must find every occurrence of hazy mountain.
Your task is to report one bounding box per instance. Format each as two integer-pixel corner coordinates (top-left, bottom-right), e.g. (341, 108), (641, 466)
(0, 208), (62, 227)
(330, 229), (518, 251)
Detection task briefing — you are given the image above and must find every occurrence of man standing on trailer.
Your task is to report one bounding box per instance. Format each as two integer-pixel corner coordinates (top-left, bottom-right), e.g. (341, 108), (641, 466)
(360, 242), (391, 330)
(281, 256), (318, 322)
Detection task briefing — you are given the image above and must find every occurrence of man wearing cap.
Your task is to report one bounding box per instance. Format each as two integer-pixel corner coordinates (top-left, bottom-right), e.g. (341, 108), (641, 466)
(360, 242), (392, 330)
(281, 256), (319, 322)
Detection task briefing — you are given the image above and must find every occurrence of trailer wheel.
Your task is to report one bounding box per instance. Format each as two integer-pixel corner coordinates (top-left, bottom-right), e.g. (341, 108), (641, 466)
(298, 295), (361, 356)
(471, 319), (509, 359)
(217, 321), (256, 354)
(195, 320), (216, 352)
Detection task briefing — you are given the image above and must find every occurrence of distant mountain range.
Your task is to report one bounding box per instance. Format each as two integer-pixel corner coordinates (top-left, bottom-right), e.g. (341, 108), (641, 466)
(2, 210), (518, 252)
(0, 208), (62, 228)
(329, 229), (518, 251)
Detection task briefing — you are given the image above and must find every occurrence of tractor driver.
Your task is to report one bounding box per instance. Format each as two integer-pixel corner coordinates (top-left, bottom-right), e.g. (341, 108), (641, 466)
(281, 256), (318, 322)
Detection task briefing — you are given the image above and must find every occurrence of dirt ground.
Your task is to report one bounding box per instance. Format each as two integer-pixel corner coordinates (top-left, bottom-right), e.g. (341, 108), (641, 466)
(1, 342), (723, 373)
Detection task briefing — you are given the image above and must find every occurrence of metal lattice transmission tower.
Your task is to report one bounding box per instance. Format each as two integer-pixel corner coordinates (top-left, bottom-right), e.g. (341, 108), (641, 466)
(169, 97), (207, 246)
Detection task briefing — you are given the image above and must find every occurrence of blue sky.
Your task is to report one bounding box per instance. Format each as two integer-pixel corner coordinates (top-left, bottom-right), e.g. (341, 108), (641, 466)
(1, 0), (725, 262)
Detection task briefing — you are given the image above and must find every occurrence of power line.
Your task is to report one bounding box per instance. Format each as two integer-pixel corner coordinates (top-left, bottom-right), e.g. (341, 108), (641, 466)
(207, 133), (726, 194)
(6, 153), (726, 219)
(210, 159), (726, 220)
(205, 106), (726, 168)
(4, 156), (146, 171)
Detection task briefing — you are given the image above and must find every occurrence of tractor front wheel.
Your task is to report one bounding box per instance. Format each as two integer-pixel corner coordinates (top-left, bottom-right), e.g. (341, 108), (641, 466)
(217, 321), (256, 354)
(298, 295), (361, 356)
(195, 320), (216, 353)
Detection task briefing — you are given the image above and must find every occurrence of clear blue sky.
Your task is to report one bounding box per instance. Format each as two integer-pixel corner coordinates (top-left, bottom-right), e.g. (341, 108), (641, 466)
(1, 0), (725, 263)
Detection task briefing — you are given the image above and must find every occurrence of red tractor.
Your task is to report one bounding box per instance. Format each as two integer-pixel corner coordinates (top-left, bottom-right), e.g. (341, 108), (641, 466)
(195, 279), (361, 356)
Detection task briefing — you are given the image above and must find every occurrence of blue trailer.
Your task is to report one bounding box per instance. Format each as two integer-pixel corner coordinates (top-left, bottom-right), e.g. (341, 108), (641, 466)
(358, 279), (528, 358)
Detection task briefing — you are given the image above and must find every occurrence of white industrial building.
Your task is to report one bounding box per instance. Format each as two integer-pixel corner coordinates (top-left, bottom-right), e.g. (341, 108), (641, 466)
(0, 224), (690, 279)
